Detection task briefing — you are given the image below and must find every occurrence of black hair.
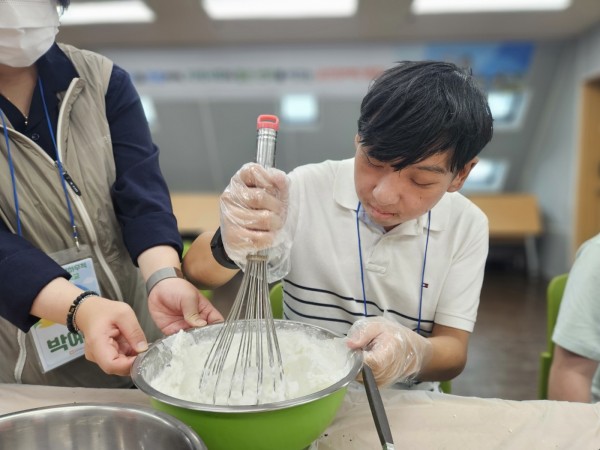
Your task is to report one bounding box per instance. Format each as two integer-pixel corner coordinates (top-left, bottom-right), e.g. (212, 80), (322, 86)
(56, 0), (70, 8)
(357, 60), (493, 173)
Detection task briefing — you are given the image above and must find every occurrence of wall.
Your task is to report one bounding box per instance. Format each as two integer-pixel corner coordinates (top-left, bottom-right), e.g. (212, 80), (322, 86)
(103, 43), (421, 191)
(104, 41), (563, 189)
(522, 23), (600, 277)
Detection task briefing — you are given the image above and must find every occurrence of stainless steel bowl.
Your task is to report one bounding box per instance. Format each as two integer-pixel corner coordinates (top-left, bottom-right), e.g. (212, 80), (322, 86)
(0, 403), (207, 450)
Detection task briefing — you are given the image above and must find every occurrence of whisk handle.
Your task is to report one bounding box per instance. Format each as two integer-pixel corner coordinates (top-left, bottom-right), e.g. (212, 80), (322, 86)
(256, 115), (279, 169)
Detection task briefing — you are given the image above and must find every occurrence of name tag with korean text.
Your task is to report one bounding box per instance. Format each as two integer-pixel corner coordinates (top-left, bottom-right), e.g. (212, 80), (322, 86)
(30, 257), (101, 373)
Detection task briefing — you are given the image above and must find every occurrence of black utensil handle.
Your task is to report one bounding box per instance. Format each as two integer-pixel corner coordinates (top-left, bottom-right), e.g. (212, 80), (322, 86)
(362, 365), (395, 449)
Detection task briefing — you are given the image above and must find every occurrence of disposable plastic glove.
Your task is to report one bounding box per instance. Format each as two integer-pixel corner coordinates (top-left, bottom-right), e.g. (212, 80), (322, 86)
(346, 316), (433, 388)
(220, 162), (293, 282)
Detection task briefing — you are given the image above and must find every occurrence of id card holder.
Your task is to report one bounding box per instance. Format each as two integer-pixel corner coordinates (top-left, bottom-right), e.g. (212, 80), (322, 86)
(30, 246), (102, 373)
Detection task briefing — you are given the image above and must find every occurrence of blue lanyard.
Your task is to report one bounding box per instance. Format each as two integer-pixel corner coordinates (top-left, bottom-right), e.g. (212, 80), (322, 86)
(0, 78), (80, 248)
(356, 202), (369, 317)
(0, 109), (22, 236)
(355, 202), (431, 334)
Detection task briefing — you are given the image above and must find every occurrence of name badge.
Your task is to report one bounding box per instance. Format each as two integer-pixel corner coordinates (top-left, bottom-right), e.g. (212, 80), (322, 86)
(30, 257), (101, 373)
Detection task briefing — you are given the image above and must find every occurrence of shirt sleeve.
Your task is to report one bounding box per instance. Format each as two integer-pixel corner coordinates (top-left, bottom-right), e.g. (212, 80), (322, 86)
(0, 221), (70, 331)
(434, 199), (489, 332)
(552, 238), (600, 361)
(106, 64), (182, 263)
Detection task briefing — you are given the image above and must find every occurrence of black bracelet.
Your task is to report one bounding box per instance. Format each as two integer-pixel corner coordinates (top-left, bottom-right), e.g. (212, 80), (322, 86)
(210, 228), (239, 270)
(66, 290), (98, 334)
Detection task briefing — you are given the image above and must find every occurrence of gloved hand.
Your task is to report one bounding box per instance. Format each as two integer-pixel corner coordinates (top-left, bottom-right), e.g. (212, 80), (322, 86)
(346, 316), (433, 388)
(220, 162), (293, 282)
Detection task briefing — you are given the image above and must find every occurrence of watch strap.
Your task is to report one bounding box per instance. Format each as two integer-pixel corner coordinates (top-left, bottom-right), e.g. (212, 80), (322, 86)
(146, 267), (184, 295)
(210, 228), (239, 270)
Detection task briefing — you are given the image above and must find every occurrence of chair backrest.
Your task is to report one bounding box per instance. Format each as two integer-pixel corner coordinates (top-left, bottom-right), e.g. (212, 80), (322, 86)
(546, 273), (568, 353)
(269, 282), (284, 319)
(538, 273), (568, 399)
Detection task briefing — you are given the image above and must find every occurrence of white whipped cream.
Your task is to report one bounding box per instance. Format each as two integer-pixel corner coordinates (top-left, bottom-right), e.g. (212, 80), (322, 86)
(149, 328), (353, 405)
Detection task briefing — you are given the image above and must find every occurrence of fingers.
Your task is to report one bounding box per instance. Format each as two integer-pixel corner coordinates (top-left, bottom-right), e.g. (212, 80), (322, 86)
(346, 325), (383, 349)
(364, 358), (395, 387)
(180, 293), (208, 328)
(348, 317), (433, 387)
(346, 319), (398, 386)
(182, 292), (225, 328)
(117, 316), (149, 353)
(350, 347), (393, 387)
(149, 282), (226, 335)
(95, 352), (137, 377)
(238, 164), (287, 195)
(219, 164), (290, 264)
(85, 330), (140, 376)
(222, 187), (286, 225)
(224, 164), (288, 217)
(82, 303), (148, 376)
(198, 294), (225, 324)
(222, 201), (284, 234)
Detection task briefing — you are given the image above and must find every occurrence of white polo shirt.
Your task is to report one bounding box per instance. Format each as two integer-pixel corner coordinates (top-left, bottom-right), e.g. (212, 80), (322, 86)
(283, 158), (488, 338)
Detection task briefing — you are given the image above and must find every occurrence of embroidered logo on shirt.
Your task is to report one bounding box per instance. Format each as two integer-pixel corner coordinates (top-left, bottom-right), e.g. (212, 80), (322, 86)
(422, 282), (429, 288)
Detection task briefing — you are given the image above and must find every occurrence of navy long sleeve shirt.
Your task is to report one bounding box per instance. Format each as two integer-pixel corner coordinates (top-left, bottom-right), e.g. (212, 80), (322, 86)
(0, 44), (182, 330)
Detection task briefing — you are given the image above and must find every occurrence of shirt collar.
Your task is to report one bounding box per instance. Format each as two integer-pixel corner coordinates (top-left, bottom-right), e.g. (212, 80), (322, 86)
(333, 157), (451, 235)
(37, 43), (79, 94)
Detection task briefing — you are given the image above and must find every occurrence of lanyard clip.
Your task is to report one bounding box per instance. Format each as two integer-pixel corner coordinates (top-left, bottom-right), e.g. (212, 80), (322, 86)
(73, 225), (80, 250)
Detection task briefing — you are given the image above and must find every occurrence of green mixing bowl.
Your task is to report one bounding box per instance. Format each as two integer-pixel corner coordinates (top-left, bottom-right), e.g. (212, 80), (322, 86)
(131, 320), (362, 450)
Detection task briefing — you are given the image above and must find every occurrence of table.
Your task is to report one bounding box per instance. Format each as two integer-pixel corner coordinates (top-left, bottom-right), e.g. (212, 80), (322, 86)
(170, 193), (220, 239)
(468, 194), (543, 277)
(2, 383), (600, 449)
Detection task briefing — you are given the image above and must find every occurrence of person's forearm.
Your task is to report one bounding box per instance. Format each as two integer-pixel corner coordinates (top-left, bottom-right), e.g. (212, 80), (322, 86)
(0, 242), (70, 330)
(548, 369), (592, 402)
(137, 245), (181, 280)
(182, 230), (239, 289)
(30, 277), (83, 325)
(417, 327), (469, 381)
(548, 346), (597, 402)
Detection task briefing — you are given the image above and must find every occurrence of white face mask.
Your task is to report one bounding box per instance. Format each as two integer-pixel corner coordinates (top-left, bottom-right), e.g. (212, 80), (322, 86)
(0, 0), (60, 68)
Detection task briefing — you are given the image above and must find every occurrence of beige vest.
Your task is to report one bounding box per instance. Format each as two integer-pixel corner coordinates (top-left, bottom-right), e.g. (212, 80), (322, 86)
(0, 44), (161, 387)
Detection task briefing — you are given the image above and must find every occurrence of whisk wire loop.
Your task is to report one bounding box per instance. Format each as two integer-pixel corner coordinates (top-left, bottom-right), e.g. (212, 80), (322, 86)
(199, 254), (285, 405)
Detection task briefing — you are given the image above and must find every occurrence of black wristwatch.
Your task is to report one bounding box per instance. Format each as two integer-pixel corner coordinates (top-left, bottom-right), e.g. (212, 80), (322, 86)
(210, 228), (239, 269)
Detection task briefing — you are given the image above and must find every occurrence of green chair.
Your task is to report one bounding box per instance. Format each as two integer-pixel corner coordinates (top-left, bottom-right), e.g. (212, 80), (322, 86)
(537, 273), (569, 399)
(268, 282), (452, 394)
(439, 380), (452, 394)
(182, 239), (194, 256)
(200, 288), (213, 301)
(269, 282), (285, 319)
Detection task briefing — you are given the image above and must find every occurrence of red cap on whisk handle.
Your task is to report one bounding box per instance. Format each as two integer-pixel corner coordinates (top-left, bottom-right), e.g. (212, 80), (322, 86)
(257, 114), (279, 131)
(255, 114), (279, 168)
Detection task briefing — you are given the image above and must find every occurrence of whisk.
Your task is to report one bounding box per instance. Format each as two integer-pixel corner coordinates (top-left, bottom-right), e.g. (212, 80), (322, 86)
(199, 115), (285, 405)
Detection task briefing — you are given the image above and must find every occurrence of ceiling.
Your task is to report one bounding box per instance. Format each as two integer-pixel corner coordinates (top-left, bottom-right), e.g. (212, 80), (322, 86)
(58, 0), (600, 50)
